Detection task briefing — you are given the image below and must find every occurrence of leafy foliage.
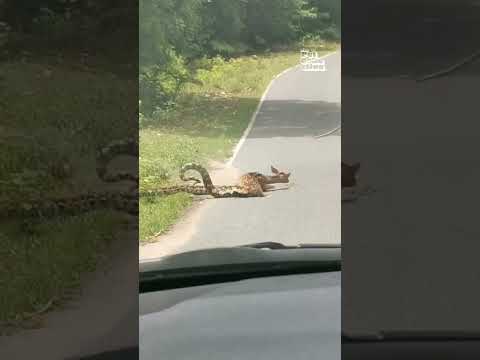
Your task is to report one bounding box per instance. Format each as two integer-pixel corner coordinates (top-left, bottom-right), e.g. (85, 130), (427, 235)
(139, 52), (190, 115)
(139, 0), (340, 114)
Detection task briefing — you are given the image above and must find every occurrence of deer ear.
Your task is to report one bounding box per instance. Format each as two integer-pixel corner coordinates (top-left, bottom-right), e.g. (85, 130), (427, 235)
(271, 166), (279, 174)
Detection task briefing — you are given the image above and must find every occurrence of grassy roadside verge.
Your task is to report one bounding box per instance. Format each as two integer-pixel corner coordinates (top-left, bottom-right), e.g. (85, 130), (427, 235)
(0, 60), (135, 333)
(139, 42), (339, 243)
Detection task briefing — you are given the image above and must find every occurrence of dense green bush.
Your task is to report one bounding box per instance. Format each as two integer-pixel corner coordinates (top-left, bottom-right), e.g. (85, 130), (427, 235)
(139, 0), (340, 114)
(139, 50), (190, 115)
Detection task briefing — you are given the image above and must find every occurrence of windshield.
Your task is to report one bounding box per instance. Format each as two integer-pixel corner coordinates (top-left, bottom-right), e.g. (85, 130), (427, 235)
(139, 1), (341, 276)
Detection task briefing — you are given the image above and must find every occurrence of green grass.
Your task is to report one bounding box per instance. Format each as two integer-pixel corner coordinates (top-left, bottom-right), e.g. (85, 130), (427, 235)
(0, 60), (136, 330)
(139, 42), (339, 242)
(140, 194), (192, 243)
(0, 61), (136, 199)
(0, 211), (126, 333)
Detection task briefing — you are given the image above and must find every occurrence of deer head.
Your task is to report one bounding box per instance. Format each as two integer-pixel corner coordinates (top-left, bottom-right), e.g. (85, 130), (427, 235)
(266, 165), (291, 184)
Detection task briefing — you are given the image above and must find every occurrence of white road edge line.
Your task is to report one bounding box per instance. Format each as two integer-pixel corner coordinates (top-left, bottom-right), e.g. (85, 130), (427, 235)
(226, 50), (338, 166)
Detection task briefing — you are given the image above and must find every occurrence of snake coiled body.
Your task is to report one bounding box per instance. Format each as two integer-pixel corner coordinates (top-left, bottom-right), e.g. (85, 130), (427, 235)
(2, 138), (139, 219)
(96, 138), (139, 184)
(140, 163), (289, 198)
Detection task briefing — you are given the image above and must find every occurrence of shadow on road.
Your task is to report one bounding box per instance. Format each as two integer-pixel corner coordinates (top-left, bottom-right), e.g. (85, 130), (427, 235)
(249, 100), (340, 139)
(145, 95), (340, 140)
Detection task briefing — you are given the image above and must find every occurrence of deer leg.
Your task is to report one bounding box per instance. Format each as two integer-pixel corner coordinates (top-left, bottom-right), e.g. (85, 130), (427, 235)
(255, 184), (264, 197)
(265, 186), (290, 192)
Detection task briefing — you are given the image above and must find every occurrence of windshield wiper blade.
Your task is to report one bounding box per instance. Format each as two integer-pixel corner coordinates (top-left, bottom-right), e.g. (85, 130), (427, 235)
(239, 242), (341, 250)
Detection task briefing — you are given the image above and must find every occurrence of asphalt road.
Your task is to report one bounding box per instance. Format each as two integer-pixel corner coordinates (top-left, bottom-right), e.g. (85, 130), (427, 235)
(156, 51), (341, 255)
(342, 54), (480, 335)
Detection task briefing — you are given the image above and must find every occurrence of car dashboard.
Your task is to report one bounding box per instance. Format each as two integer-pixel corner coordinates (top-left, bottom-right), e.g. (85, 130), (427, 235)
(140, 271), (340, 360)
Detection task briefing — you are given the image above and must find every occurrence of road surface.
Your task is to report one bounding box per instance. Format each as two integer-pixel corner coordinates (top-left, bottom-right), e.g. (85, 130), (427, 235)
(140, 51), (341, 260)
(342, 52), (480, 336)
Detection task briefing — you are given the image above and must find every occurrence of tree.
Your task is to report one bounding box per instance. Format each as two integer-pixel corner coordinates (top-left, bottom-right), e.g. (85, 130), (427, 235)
(246, 0), (307, 47)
